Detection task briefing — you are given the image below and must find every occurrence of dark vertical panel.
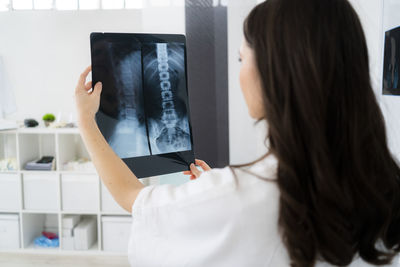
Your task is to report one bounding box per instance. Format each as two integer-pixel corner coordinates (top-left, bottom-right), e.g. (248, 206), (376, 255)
(185, 0), (229, 168)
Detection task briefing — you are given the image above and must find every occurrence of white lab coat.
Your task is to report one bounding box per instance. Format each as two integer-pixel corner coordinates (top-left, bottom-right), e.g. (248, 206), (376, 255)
(128, 155), (400, 267)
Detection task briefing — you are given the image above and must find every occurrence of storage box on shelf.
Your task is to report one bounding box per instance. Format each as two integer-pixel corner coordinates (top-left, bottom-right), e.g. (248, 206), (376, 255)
(61, 174), (99, 212)
(101, 216), (132, 252)
(0, 213), (21, 250)
(0, 173), (20, 211)
(0, 128), (135, 254)
(23, 173), (59, 211)
(101, 181), (129, 215)
(61, 214), (98, 251)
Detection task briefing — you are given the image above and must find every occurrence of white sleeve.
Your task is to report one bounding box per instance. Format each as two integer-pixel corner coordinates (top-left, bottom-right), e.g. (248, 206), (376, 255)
(128, 167), (237, 266)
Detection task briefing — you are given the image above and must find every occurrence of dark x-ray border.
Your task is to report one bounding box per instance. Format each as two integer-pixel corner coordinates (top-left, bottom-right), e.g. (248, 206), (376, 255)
(90, 32), (195, 178)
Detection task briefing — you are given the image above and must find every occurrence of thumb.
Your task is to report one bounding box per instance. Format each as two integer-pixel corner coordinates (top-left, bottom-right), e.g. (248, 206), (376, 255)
(93, 82), (102, 96)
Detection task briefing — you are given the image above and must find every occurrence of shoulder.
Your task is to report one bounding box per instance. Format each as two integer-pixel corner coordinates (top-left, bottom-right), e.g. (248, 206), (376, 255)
(132, 154), (279, 213)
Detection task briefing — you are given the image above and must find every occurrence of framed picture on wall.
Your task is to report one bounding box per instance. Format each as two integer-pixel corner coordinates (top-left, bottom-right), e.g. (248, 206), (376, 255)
(382, 0), (400, 96)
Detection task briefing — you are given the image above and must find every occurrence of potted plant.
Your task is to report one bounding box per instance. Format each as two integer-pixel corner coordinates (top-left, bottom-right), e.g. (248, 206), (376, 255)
(42, 113), (56, 127)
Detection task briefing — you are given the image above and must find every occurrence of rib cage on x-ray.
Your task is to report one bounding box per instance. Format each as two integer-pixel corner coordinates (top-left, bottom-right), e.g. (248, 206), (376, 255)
(95, 39), (192, 158)
(143, 43), (192, 155)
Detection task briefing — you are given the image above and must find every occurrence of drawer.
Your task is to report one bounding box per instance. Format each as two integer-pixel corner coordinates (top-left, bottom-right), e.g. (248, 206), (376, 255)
(0, 214), (20, 249)
(101, 216), (131, 252)
(61, 174), (99, 212)
(100, 182), (127, 214)
(0, 174), (20, 210)
(23, 173), (58, 211)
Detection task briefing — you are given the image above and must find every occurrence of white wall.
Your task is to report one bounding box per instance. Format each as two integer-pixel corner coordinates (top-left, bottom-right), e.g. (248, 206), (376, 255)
(380, 0), (400, 160)
(227, 0), (400, 165)
(1, 0), (399, 167)
(0, 7), (185, 124)
(350, 0), (400, 160)
(228, 0), (268, 165)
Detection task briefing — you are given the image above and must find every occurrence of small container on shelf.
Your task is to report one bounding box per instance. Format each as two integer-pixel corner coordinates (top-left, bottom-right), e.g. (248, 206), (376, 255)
(57, 134), (94, 172)
(61, 214), (98, 251)
(22, 213), (59, 250)
(22, 173), (59, 211)
(0, 131), (18, 171)
(18, 133), (56, 171)
(0, 173), (20, 211)
(101, 216), (131, 252)
(0, 213), (20, 250)
(100, 181), (128, 214)
(61, 174), (99, 212)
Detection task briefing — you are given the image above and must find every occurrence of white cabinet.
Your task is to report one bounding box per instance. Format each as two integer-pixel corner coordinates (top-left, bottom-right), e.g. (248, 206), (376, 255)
(0, 174), (20, 210)
(61, 174), (99, 211)
(23, 173), (58, 211)
(0, 128), (158, 254)
(0, 214), (20, 249)
(101, 216), (131, 252)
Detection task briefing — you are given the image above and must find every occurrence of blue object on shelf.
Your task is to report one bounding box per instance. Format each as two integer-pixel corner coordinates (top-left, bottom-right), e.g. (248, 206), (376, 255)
(33, 235), (59, 248)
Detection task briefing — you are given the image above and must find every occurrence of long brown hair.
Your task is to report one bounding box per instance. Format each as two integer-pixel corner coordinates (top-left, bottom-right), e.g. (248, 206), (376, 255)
(242, 0), (400, 266)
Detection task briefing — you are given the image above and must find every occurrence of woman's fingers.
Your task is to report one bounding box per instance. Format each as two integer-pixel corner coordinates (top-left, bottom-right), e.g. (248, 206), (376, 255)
(183, 159), (211, 180)
(190, 163), (202, 178)
(77, 66), (92, 90)
(195, 159), (211, 171)
(85, 81), (93, 91)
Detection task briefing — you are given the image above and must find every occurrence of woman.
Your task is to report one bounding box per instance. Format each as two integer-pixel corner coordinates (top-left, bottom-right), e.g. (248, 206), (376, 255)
(75, 0), (400, 266)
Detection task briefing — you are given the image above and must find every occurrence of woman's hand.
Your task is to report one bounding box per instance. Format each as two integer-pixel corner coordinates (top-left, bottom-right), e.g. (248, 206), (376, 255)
(183, 159), (211, 180)
(75, 66), (103, 125)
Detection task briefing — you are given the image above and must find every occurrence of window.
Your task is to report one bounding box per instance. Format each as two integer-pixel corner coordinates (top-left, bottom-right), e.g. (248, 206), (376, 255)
(101, 0), (124, 9)
(150, 0), (171, 7)
(1, 0), (187, 11)
(0, 0), (10, 11)
(34, 0), (53, 9)
(56, 0), (78, 10)
(125, 0), (143, 9)
(172, 0), (184, 6)
(13, 0), (33, 9)
(79, 0), (99, 10)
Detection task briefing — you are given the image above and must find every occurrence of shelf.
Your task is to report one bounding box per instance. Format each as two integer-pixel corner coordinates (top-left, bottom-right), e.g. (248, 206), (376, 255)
(0, 132), (18, 171)
(20, 170), (57, 174)
(0, 127), (164, 255)
(100, 211), (130, 216)
(22, 213), (59, 250)
(18, 133), (56, 171)
(17, 127), (79, 134)
(58, 134), (92, 172)
(61, 211), (99, 215)
(21, 210), (59, 214)
(59, 170), (96, 175)
(25, 243), (60, 251)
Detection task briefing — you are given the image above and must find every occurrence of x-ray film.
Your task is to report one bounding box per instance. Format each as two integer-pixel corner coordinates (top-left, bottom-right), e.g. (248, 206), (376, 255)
(90, 33), (194, 178)
(383, 26), (400, 95)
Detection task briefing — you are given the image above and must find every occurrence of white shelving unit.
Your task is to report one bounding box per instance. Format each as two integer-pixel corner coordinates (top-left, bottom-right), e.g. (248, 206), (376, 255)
(0, 127), (137, 255)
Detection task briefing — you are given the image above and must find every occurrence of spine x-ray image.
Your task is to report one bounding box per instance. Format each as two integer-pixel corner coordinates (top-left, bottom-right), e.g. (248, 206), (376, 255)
(383, 26), (400, 95)
(92, 35), (192, 159)
(142, 43), (192, 155)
